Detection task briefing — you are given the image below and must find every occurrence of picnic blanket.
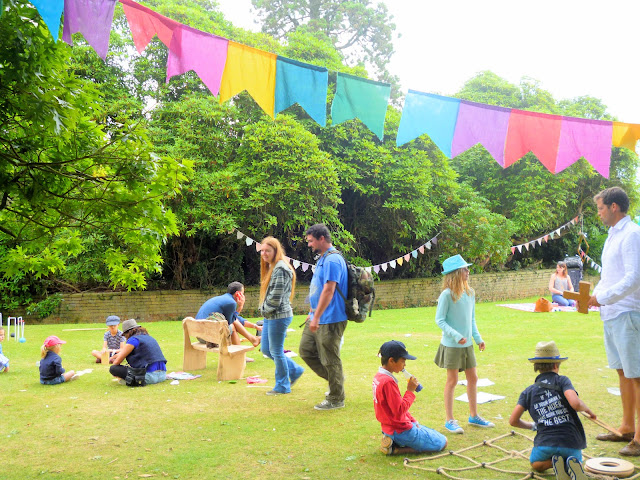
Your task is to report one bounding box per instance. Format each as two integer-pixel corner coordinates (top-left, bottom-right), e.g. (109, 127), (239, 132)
(497, 303), (600, 313)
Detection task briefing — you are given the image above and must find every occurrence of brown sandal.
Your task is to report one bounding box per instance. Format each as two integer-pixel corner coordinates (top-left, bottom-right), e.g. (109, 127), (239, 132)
(596, 431), (634, 442)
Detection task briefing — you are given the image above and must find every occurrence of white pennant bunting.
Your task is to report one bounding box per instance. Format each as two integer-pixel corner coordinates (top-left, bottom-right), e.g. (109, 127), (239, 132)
(236, 230), (244, 239)
(293, 259), (301, 269)
(245, 237), (253, 246)
(390, 260), (397, 269)
(381, 263), (388, 271)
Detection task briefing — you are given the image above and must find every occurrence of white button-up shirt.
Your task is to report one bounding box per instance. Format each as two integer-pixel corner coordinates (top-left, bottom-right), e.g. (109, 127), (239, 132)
(593, 215), (640, 321)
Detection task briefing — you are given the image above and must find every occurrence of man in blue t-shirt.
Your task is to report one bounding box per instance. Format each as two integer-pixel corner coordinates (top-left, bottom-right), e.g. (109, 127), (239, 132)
(299, 223), (348, 411)
(196, 282), (261, 347)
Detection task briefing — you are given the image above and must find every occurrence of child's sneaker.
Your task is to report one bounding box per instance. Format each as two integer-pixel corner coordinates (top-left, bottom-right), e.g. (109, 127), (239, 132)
(445, 419), (464, 434)
(380, 435), (395, 455)
(468, 415), (495, 428)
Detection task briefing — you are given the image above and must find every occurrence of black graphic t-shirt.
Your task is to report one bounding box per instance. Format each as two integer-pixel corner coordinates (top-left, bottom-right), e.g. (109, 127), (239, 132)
(517, 371), (586, 449)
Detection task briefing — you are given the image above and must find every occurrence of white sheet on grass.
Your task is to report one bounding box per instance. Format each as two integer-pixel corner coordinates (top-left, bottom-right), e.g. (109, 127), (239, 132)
(456, 392), (505, 404)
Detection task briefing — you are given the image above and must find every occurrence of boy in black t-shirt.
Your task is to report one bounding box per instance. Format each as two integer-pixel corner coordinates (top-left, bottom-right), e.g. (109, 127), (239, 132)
(509, 341), (596, 473)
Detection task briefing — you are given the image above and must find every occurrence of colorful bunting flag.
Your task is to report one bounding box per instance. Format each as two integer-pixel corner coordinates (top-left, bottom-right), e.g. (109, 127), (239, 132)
(166, 25), (228, 96)
(556, 117), (612, 178)
(504, 110), (562, 171)
(451, 100), (511, 166)
(275, 57), (328, 126)
(612, 122), (640, 151)
(62, 0), (117, 60)
(219, 41), (277, 118)
(30, 0), (64, 41)
(120, 0), (179, 52)
(331, 72), (391, 141)
(397, 91), (460, 157)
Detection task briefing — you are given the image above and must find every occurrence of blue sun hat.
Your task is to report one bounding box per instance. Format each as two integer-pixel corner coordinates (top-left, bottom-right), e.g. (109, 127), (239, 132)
(441, 254), (472, 275)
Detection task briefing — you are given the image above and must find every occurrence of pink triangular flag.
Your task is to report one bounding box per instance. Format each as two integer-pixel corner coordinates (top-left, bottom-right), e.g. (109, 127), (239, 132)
(120, 0), (179, 52)
(302, 263), (309, 272)
(418, 246), (425, 254)
(166, 24), (228, 96)
(373, 265), (380, 274)
(255, 242), (262, 252)
(404, 253), (410, 262)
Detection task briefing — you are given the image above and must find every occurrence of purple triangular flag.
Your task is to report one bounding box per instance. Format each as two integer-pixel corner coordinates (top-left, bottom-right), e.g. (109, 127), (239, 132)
(451, 100), (511, 167)
(62, 0), (117, 60)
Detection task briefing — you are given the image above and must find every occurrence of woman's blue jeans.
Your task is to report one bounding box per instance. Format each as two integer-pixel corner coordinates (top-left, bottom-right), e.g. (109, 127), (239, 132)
(552, 294), (575, 307)
(261, 316), (304, 393)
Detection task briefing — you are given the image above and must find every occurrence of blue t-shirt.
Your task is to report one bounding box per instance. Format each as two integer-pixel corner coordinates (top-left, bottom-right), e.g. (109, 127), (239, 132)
(196, 293), (238, 325)
(309, 248), (348, 324)
(517, 371), (586, 449)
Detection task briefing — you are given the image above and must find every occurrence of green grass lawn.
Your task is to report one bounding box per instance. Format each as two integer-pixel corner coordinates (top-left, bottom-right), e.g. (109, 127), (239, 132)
(0, 297), (632, 480)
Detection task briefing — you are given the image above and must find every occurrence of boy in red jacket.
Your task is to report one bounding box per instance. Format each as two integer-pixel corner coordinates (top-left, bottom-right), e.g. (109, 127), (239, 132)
(373, 340), (448, 455)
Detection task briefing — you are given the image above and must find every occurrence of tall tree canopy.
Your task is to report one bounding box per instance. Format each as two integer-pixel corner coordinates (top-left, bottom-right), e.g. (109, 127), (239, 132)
(251, 0), (396, 79)
(0, 2), (190, 305)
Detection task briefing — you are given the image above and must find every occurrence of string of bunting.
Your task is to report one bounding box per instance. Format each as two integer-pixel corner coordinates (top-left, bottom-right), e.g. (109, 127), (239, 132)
(578, 246), (603, 273)
(510, 216), (579, 255)
(234, 214), (587, 274)
(20, 0), (640, 178)
(234, 229), (438, 274)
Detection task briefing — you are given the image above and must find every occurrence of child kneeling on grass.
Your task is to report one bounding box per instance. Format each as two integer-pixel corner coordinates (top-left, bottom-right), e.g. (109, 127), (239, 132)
(509, 341), (596, 473)
(39, 336), (75, 385)
(373, 340), (447, 455)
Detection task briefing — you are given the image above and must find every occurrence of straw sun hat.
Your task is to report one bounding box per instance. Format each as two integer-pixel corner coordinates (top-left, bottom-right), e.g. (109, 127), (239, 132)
(528, 341), (568, 363)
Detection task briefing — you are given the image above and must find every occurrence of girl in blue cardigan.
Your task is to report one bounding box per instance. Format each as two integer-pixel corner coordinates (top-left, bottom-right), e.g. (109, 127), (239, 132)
(434, 255), (494, 434)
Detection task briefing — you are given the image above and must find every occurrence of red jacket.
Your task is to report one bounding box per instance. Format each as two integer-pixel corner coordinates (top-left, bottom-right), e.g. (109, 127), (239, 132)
(372, 368), (416, 435)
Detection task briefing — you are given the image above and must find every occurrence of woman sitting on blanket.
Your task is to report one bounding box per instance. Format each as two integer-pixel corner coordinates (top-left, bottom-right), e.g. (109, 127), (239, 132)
(548, 261), (575, 307)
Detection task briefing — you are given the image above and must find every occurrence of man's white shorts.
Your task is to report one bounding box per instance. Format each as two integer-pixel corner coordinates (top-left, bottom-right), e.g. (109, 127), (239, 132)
(604, 311), (640, 378)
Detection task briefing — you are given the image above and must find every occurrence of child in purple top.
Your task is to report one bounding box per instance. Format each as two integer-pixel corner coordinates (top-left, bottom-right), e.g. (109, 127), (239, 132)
(91, 315), (125, 364)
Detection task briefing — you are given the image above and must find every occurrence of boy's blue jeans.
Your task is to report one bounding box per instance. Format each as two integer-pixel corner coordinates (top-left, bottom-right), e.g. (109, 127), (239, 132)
(385, 422), (447, 452)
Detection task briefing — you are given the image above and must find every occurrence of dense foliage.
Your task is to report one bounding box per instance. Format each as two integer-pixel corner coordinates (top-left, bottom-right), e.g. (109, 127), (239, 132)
(1, 0), (638, 310)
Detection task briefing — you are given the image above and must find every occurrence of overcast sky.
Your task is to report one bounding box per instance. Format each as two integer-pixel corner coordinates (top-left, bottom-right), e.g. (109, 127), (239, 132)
(215, 0), (640, 124)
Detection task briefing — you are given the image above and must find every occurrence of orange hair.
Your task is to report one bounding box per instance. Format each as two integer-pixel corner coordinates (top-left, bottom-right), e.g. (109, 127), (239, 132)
(259, 236), (296, 304)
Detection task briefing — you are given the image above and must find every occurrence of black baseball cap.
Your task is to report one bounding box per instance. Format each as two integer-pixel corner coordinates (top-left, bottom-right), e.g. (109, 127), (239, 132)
(379, 340), (417, 360)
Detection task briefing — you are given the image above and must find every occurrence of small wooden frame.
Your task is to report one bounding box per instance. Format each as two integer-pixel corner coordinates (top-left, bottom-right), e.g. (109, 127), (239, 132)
(182, 317), (254, 381)
(563, 281), (592, 314)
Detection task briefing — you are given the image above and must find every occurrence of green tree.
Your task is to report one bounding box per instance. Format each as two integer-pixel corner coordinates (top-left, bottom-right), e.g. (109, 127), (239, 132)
(0, 2), (190, 299)
(451, 71), (640, 269)
(251, 0), (396, 79)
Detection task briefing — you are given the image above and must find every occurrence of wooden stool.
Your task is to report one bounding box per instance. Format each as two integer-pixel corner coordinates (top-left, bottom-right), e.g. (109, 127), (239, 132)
(563, 281), (592, 314)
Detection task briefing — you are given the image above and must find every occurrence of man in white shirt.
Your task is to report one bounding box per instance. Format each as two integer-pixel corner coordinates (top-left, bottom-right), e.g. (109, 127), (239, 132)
(588, 187), (640, 456)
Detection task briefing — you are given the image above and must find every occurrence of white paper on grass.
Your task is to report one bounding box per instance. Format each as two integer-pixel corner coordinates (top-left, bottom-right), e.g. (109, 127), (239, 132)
(456, 392), (505, 404)
(608, 387), (621, 396)
(458, 378), (495, 387)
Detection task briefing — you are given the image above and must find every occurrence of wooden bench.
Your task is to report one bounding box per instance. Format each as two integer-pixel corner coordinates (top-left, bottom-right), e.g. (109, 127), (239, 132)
(182, 317), (255, 381)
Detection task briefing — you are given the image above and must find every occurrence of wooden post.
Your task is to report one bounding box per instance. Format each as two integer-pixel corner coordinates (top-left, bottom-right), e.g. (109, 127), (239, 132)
(563, 281), (592, 314)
